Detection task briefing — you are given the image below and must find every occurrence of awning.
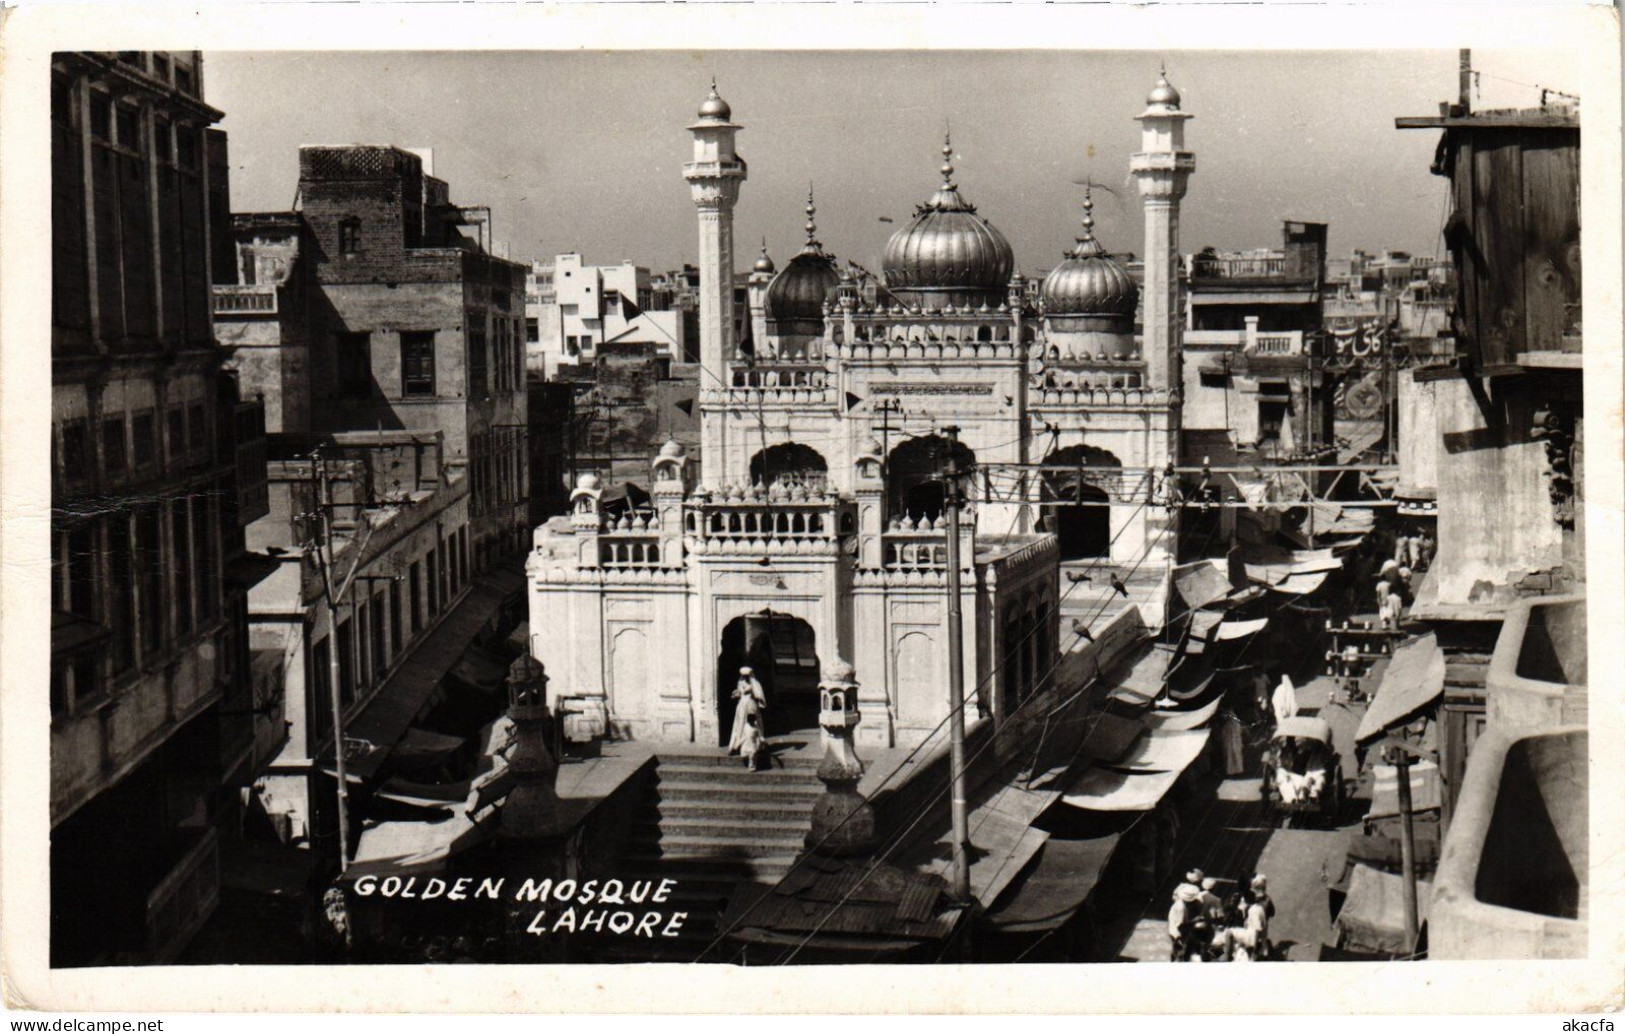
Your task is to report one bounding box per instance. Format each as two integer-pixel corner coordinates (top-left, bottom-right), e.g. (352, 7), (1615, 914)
(1333, 863), (1432, 956)
(349, 806), (492, 878)
(1189, 609), (1225, 641)
(1367, 760), (1443, 820)
(385, 727), (467, 772)
(448, 647), (508, 696)
(1144, 695), (1222, 731)
(984, 834), (1123, 934)
(1078, 711), (1146, 765)
(1108, 727), (1212, 774)
(1104, 642), (1178, 704)
(1174, 560), (1233, 611)
(1355, 633), (1446, 745)
(1213, 616), (1269, 641)
(1269, 570), (1331, 595)
(1061, 765), (1183, 812)
(344, 571), (518, 782)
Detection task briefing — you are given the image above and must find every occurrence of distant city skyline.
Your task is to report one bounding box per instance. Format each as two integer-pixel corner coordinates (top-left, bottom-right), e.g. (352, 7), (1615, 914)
(208, 48), (1573, 275)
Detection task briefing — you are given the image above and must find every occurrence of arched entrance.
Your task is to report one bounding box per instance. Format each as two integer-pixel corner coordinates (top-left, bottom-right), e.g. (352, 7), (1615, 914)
(749, 442), (828, 492)
(716, 611), (820, 746)
(887, 435), (976, 523)
(1041, 444), (1121, 560)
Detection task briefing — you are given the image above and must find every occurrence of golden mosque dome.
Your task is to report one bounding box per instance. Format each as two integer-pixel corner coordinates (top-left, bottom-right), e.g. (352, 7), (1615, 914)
(765, 189), (840, 328)
(1039, 190), (1138, 318)
(696, 80), (732, 122)
(881, 135), (1015, 307)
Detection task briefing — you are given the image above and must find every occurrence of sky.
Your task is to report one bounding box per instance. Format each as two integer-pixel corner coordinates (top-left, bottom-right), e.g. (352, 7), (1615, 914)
(206, 48), (1574, 275)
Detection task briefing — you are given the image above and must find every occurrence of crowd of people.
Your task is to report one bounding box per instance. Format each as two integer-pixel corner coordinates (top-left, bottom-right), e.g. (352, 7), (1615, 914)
(1167, 869), (1276, 962)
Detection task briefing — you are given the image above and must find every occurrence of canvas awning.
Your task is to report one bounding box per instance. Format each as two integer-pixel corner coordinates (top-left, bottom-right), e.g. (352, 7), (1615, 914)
(1144, 695), (1222, 731)
(1108, 727), (1212, 774)
(1269, 571), (1331, 595)
(983, 834), (1124, 934)
(1333, 864), (1432, 956)
(1367, 760), (1443, 820)
(1356, 633), (1446, 745)
(1174, 560), (1233, 611)
(385, 727), (466, 772)
(349, 804), (493, 877)
(1077, 711), (1146, 765)
(1213, 616), (1269, 641)
(1061, 765), (1184, 813)
(344, 572), (517, 782)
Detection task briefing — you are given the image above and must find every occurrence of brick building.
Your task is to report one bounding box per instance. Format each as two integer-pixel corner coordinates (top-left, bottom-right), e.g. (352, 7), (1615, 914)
(49, 51), (269, 965)
(215, 145), (531, 574)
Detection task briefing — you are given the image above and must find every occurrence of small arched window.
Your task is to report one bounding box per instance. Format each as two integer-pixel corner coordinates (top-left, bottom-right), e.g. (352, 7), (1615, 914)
(339, 217), (361, 257)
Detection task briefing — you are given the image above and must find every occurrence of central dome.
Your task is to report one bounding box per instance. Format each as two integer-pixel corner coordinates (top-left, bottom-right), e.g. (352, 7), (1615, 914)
(881, 137), (1014, 308)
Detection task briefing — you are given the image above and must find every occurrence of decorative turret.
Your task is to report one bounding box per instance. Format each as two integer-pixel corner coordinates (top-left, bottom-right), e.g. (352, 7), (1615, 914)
(765, 186), (840, 338)
(500, 656), (559, 841)
(805, 659), (876, 856)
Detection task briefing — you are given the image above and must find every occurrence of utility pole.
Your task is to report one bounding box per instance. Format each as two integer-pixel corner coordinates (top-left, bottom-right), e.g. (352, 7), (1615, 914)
(1385, 741), (1421, 954)
(307, 449), (378, 875)
(941, 426), (971, 906)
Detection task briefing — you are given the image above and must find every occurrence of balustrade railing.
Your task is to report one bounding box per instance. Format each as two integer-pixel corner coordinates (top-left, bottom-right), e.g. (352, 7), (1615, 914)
(1192, 255), (1287, 278)
(730, 364), (828, 389)
(212, 285), (278, 315)
(598, 534), (664, 568)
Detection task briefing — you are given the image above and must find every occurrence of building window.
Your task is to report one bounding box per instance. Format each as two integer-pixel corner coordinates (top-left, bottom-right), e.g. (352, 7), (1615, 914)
(136, 506), (164, 656)
(468, 328), (488, 398)
(108, 516), (135, 674)
(89, 93), (111, 141)
(152, 54), (171, 83)
(401, 332), (436, 397)
(337, 331), (372, 398)
(337, 616), (356, 706)
(132, 412), (156, 468)
(187, 402), (207, 455)
(338, 218), (361, 257)
(371, 591), (387, 676)
(356, 600), (372, 691)
(408, 561), (422, 633)
(176, 127), (197, 170)
(526, 317), (539, 344)
(426, 547), (440, 616)
(174, 63), (195, 96)
(388, 582), (403, 658)
(59, 419), (90, 484)
(115, 105), (140, 153)
(1199, 371), (1228, 389)
(171, 500), (192, 637)
(167, 407), (186, 460)
(311, 637), (332, 745)
(102, 417), (127, 477)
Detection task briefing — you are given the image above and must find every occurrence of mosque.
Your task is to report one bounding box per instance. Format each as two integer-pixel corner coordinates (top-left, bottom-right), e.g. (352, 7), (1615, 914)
(527, 72), (1196, 749)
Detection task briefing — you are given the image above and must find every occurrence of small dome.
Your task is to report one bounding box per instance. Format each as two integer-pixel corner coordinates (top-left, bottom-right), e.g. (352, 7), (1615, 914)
(575, 472), (601, 491)
(1040, 191), (1138, 318)
(882, 135), (1014, 306)
(753, 242), (776, 275)
(659, 438), (685, 459)
(1147, 73), (1182, 109)
(822, 658), (857, 684)
(697, 81), (732, 122)
(766, 188), (839, 329)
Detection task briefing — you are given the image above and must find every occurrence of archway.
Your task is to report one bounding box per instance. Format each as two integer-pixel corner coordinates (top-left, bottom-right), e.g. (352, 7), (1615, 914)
(1041, 444), (1122, 560)
(716, 611), (820, 746)
(887, 435), (976, 523)
(749, 442), (829, 492)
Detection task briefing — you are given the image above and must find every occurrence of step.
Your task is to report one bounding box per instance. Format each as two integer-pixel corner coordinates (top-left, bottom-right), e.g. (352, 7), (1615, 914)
(654, 773), (825, 796)
(655, 798), (817, 821)
(657, 759), (825, 780)
(657, 750), (823, 770)
(621, 848), (800, 876)
(631, 829), (807, 853)
(656, 816), (811, 840)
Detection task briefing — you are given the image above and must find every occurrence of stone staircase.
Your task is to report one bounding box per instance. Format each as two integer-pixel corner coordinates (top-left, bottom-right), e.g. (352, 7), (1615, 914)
(582, 741), (826, 963)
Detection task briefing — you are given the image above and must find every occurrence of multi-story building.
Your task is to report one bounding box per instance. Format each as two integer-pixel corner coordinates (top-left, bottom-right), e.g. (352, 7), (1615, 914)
(1389, 87), (1586, 959)
(49, 51), (268, 966)
(524, 254), (687, 378)
(1179, 221), (1333, 463)
(214, 145), (532, 572)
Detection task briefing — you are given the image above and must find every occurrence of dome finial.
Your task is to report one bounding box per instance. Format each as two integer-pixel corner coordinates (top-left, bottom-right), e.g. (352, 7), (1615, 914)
(940, 128), (955, 188)
(1072, 185), (1104, 259)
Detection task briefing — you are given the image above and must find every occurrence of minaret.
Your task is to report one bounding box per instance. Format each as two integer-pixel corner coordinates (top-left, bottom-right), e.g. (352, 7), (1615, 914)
(684, 80), (746, 487)
(1130, 69), (1196, 396)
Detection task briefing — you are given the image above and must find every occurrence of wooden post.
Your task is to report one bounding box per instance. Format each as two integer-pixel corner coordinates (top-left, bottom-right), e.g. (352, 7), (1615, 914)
(1387, 743), (1421, 953)
(942, 426), (971, 907)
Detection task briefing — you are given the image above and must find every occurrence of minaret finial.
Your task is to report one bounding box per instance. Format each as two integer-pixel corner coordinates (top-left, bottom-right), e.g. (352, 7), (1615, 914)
(804, 184), (819, 248)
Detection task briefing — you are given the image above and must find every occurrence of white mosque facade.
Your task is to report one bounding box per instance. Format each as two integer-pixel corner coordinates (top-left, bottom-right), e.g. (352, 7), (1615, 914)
(527, 74), (1197, 749)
